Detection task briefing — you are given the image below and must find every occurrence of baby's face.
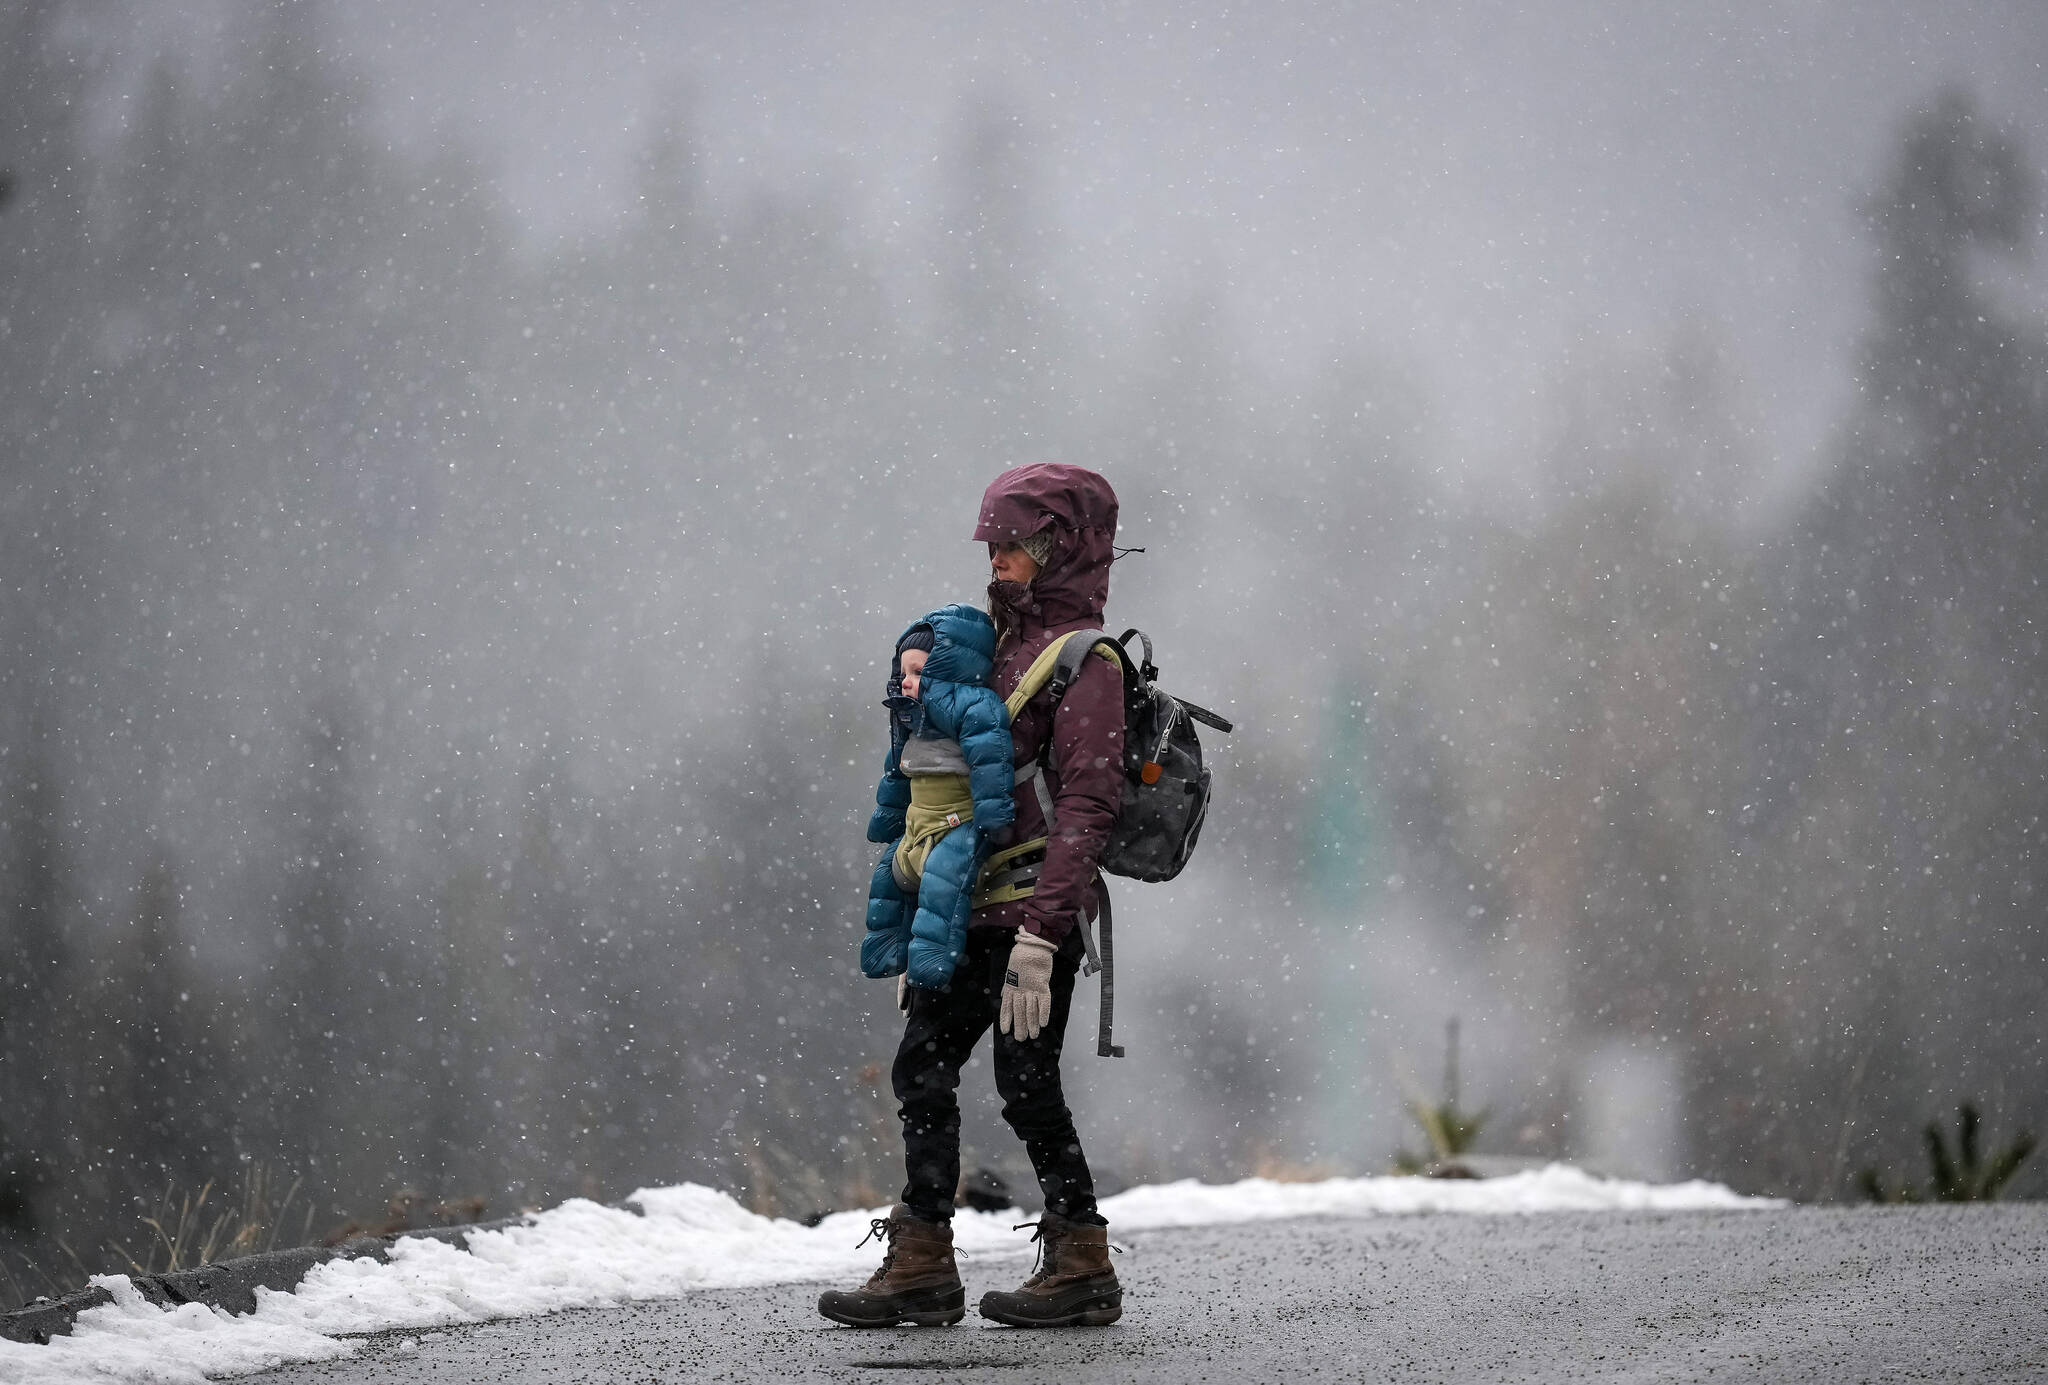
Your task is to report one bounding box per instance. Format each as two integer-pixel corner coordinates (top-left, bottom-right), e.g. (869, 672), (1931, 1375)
(899, 647), (929, 700)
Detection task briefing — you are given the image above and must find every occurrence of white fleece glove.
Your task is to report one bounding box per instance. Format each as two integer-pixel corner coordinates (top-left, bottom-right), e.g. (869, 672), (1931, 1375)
(896, 973), (910, 1013)
(999, 931), (1060, 1041)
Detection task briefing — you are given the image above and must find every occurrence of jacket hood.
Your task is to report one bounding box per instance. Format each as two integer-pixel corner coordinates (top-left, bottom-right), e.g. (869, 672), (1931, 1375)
(973, 464), (1119, 635)
(895, 603), (998, 688)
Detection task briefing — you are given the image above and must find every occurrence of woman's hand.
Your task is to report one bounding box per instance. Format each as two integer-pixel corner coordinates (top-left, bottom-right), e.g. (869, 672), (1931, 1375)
(998, 932), (1059, 1040)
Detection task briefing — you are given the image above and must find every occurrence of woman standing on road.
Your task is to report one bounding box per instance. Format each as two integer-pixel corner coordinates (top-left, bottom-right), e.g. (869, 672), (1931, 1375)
(819, 463), (1128, 1330)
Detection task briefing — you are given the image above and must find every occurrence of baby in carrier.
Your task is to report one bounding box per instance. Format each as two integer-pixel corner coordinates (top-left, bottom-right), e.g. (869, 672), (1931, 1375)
(863, 603), (1016, 989)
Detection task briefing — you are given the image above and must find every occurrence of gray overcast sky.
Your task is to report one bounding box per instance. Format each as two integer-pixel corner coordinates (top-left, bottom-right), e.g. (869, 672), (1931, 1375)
(141, 1), (2048, 495)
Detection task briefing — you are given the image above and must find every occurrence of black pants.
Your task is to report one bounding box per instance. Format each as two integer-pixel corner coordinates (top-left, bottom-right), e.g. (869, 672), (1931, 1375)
(893, 925), (1103, 1225)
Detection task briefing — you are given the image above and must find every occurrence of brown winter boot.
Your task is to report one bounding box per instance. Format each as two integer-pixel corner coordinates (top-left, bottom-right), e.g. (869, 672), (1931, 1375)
(816, 1206), (965, 1327)
(977, 1211), (1122, 1327)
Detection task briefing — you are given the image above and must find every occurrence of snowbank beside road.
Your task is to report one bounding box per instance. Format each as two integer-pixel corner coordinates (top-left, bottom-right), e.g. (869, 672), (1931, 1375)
(0, 1166), (1780, 1385)
(1102, 1165), (1770, 1227)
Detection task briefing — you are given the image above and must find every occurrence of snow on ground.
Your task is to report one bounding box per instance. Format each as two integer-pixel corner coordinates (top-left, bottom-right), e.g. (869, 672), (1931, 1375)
(0, 1166), (1779, 1385)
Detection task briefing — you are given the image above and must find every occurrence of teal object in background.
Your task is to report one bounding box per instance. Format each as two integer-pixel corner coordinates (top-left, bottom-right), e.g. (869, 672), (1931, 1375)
(1306, 685), (1383, 915)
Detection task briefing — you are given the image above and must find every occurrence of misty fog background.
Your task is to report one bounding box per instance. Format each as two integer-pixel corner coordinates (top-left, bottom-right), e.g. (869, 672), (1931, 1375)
(4, 0), (2046, 1296)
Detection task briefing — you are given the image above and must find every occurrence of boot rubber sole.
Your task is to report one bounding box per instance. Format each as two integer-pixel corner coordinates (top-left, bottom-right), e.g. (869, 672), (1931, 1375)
(977, 1289), (1123, 1328)
(817, 1285), (966, 1328)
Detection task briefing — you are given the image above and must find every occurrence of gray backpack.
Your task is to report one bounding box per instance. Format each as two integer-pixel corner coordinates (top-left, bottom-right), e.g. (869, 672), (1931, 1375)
(1032, 628), (1232, 882)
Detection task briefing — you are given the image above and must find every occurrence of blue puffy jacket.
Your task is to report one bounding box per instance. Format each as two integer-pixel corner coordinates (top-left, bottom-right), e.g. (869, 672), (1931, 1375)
(863, 604), (1016, 988)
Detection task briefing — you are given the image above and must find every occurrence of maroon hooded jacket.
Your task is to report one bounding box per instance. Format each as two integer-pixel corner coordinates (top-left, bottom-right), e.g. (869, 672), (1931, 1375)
(971, 464), (1124, 945)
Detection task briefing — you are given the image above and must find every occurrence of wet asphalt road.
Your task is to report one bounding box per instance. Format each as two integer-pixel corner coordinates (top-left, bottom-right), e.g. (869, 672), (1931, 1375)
(252, 1205), (2048, 1383)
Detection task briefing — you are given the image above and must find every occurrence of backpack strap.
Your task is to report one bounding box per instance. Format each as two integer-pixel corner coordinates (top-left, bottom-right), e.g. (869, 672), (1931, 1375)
(1047, 630), (1115, 706)
(1093, 884), (1123, 1058)
(1001, 629), (1121, 722)
(1003, 631), (1128, 833)
(992, 628), (1123, 860)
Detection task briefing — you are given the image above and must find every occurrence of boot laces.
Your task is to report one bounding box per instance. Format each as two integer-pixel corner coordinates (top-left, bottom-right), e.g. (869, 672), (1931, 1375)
(857, 1216), (896, 1275)
(1014, 1217), (1070, 1282)
(1010, 1215), (1121, 1282)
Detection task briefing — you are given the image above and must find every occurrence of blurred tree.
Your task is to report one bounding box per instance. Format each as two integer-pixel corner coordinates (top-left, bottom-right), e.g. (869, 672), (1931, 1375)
(1446, 321), (1765, 1168)
(1773, 90), (2047, 1195)
(932, 95), (1069, 470)
(0, 716), (71, 1265)
(0, 0), (97, 744)
(259, 696), (379, 1201)
(69, 852), (222, 1219)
